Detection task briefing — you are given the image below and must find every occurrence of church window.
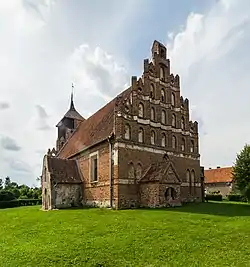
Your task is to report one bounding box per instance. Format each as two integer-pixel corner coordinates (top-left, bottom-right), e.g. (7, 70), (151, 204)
(138, 103), (144, 118)
(90, 153), (98, 182)
(151, 107), (155, 121)
(151, 130), (155, 145)
(186, 169), (191, 193)
(172, 113), (176, 127)
(161, 110), (166, 124)
(161, 133), (166, 147)
(191, 170), (196, 194)
(124, 124), (131, 140)
(171, 92), (175, 106)
(138, 127), (144, 143)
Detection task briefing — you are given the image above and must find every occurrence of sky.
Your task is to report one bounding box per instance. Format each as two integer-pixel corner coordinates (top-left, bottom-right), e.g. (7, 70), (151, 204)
(0, 0), (250, 186)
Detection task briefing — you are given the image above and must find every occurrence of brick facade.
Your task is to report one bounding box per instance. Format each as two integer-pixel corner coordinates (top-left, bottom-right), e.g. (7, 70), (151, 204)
(41, 40), (202, 210)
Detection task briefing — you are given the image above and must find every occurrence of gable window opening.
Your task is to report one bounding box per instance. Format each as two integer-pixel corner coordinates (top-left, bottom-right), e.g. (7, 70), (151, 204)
(160, 67), (165, 81)
(161, 89), (165, 102)
(150, 84), (155, 99)
(91, 155), (98, 182)
(181, 117), (185, 130)
(151, 131), (155, 145)
(151, 107), (155, 121)
(161, 110), (166, 124)
(171, 92), (175, 106)
(181, 138), (185, 152)
(138, 127), (144, 143)
(124, 124), (131, 140)
(138, 103), (144, 118)
(161, 133), (166, 147)
(172, 135), (177, 149)
(190, 140), (195, 153)
(172, 114), (176, 127)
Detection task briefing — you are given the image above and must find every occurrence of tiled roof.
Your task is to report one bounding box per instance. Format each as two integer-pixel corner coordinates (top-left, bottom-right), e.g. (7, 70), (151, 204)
(204, 167), (233, 183)
(47, 156), (82, 184)
(58, 88), (131, 159)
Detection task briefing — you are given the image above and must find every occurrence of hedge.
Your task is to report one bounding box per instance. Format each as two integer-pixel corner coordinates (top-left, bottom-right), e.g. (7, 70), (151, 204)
(227, 194), (247, 202)
(0, 199), (42, 209)
(205, 194), (223, 201)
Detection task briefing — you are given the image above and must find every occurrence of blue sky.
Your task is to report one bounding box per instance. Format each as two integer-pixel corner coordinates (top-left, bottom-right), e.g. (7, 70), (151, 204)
(0, 0), (250, 186)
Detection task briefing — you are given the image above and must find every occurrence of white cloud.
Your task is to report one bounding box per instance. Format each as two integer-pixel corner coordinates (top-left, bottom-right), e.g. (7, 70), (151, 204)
(167, 0), (250, 168)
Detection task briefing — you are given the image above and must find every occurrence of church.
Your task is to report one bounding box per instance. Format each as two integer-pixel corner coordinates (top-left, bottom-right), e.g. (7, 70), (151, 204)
(41, 40), (204, 210)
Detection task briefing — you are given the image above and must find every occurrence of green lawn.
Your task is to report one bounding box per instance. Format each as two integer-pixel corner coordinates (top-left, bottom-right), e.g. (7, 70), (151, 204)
(1, 202), (250, 267)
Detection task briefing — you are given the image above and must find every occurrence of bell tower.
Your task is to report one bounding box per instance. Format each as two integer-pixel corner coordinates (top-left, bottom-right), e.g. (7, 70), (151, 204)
(56, 84), (85, 151)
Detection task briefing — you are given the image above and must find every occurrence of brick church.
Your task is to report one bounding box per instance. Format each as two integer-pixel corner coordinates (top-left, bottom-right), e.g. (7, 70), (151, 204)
(41, 40), (203, 210)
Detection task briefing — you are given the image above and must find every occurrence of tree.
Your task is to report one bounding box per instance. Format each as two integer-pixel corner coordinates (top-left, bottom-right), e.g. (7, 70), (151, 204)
(232, 144), (250, 201)
(0, 178), (3, 190)
(4, 176), (11, 189)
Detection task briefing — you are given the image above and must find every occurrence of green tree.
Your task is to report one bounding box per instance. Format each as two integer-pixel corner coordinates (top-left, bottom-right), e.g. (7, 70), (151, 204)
(0, 178), (3, 190)
(232, 144), (250, 201)
(4, 176), (11, 189)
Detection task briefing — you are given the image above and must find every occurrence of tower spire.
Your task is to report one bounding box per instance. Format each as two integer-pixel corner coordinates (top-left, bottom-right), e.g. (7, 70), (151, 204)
(70, 83), (75, 110)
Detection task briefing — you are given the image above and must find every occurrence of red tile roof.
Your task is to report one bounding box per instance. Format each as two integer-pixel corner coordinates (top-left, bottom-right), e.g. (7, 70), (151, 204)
(58, 88), (131, 159)
(204, 167), (233, 183)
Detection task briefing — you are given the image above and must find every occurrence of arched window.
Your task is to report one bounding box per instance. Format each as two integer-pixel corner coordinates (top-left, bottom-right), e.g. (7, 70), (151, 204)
(128, 162), (135, 179)
(161, 110), (166, 124)
(161, 89), (166, 102)
(171, 93), (175, 106)
(181, 117), (185, 130)
(138, 103), (144, 118)
(124, 124), (131, 140)
(161, 133), (166, 147)
(150, 84), (155, 99)
(191, 170), (195, 194)
(172, 135), (177, 149)
(190, 140), (195, 153)
(160, 67), (165, 81)
(172, 114), (176, 127)
(181, 138), (185, 152)
(138, 127), (144, 143)
(151, 131), (155, 145)
(151, 107), (155, 121)
(136, 163), (143, 180)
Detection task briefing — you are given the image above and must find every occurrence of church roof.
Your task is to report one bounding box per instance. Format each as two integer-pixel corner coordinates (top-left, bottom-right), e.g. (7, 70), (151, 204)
(58, 87), (131, 159)
(56, 93), (85, 127)
(47, 156), (82, 184)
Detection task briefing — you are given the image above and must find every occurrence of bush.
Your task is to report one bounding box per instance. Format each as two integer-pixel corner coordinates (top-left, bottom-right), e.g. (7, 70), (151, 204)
(227, 194), (247, 202)
(0, 199), (42, 209)
(205, 194), (223, 201)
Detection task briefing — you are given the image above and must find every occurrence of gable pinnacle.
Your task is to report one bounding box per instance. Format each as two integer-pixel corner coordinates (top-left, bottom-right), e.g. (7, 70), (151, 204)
(70, 83), (75, 110)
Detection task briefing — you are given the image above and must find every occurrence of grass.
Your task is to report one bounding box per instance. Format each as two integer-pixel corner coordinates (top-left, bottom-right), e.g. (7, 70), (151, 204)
(1, 202), (250, 267)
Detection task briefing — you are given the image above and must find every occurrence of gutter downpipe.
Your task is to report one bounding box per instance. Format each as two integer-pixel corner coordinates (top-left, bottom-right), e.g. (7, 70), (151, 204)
(108, 133), (114, 209)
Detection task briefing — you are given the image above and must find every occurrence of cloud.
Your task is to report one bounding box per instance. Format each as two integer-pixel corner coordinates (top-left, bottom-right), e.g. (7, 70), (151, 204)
(0, 102), (10, 110)
(167, 0), (250, 168)
(1, 136), (21, 151)
(34, 105), (51, 130)
(69, 44), (129, 102)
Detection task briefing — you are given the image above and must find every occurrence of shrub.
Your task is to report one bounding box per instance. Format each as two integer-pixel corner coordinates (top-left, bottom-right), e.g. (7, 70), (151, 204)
(205, 194), (223, 201)
(0, 199), (42, 209)
(227, 194), (247, 202)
